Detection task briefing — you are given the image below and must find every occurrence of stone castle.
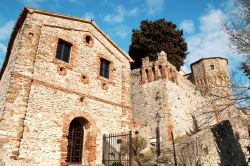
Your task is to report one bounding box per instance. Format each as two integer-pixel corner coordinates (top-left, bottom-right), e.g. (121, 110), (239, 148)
(0, 7), (249, 166)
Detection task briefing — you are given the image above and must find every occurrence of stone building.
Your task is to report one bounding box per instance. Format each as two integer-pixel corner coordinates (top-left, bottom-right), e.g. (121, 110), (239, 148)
(0, 7), (133, 166)
(0, 7), (249, 166)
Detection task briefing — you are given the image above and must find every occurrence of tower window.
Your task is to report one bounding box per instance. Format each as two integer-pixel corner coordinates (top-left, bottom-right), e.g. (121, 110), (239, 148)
(100, 59), (110, 79)
(210, 65), (215, 70)
(56, 39), (72, 63)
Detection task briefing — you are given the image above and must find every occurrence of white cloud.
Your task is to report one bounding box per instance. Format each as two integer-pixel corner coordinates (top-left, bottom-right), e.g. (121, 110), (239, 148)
(128, 8), (139, 17)
(0, 43), (7, 66)
(103, 5), (126, 24)
(182, 9), (234, 73)
(180, 19), (195, 34)
(18, 0), (45, 7)
(0, 20), (15, 40)
(146, 0), (165, 15)
(103, 6), (139, 24)
(114, 25), (129, 39)
(0, 43), (6, 54)
(83, 12), (95, 20)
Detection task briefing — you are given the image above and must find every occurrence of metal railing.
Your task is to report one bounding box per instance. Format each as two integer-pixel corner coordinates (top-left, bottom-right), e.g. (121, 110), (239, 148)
(102, 131), (132, 166)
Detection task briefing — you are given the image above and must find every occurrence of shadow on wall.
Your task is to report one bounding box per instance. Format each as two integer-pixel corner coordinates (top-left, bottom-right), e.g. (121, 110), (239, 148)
(211, 120), (248, 166)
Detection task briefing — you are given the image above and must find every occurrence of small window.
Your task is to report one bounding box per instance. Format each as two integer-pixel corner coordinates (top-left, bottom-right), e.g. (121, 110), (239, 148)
(56, 39), (72, 63)
(117, 139), (122, 144)
(85, 35), (91, 44)
(210, 65), (215, 70)
(100, 59), (110, 79)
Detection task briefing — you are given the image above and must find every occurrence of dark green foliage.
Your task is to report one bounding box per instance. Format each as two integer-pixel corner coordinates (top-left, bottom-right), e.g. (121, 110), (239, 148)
(111, 162), (124, 166)
(203, 145), (209, 155)
(129, 19), (188, 70)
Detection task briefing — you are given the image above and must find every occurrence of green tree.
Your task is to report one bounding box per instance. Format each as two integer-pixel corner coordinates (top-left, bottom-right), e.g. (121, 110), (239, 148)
(121, 135), (147, 166)
(129, 19), (188, 70)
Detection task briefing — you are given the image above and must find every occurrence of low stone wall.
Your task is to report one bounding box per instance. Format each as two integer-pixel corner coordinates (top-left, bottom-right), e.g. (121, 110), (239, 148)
(175, 115), (250, 166)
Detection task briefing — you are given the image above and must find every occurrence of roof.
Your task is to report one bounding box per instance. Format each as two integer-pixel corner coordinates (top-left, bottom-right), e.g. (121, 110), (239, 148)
(0, 7), (133, 79)
(190, 57), (228, 68)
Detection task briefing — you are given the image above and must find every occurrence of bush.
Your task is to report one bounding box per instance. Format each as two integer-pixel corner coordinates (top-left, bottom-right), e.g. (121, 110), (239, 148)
(111, 162), (124, 166)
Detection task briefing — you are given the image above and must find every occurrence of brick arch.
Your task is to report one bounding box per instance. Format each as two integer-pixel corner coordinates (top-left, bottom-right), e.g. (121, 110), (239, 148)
(60, 111), (97, 166)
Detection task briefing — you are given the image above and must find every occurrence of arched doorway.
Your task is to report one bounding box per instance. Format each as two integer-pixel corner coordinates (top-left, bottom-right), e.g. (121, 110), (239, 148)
(67, 118), (85, 164)
(60, 112), (97, 166)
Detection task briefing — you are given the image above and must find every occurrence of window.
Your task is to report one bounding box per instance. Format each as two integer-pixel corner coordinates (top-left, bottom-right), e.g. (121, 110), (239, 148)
(83, 34), (94, 47)
(85, 35), (91, 44)
(210, 64), (215, 70)
(56, 39), (72, 63)
(117, 139), (122, 144)
(159, 65), (163, 77)
(100, 59), (110, 79)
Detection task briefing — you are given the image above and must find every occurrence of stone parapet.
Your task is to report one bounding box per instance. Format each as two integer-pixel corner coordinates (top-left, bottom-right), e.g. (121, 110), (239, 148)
(141, 51), (178, 84)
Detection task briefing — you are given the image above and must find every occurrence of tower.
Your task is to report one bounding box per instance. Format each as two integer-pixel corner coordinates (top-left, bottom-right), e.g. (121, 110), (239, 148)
(191, 57), (230, 94)
(191, 57), (233, 122)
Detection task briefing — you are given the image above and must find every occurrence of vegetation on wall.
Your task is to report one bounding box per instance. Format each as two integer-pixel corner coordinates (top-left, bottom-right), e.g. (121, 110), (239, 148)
(121, 134), (147, 166)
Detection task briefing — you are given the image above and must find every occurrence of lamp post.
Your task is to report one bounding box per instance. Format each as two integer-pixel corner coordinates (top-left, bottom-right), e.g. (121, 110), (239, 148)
(171, 131), (177, 166)
(155, 112), (161, 165)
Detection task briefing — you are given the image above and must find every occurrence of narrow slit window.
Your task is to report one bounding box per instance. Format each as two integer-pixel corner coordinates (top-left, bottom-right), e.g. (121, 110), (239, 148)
(145, 69), (149, 80)
(56, 39), (72, 63)
(210, 64), (215, 70)
(152, 67), (155, 80)
(159, 65), (163, 77)
(100, 59), (110, 79)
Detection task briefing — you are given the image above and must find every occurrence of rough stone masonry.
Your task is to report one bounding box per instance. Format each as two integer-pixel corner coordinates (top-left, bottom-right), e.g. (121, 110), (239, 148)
(0, 7), (133, 166)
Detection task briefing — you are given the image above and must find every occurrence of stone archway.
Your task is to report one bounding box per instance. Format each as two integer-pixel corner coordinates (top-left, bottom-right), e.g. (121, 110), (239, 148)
(60, 111), (97, 166)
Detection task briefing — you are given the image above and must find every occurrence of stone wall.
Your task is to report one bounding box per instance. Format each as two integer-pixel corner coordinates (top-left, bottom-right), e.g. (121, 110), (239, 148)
(0, 8), (132, 166)
(166, 73), (209, 138)
(131, 55), (235, 148)
(175, 114), (250, 166)
(0, 11), (41, 161)
(131, 68), (170, 142)
(131, 68), (216, 143)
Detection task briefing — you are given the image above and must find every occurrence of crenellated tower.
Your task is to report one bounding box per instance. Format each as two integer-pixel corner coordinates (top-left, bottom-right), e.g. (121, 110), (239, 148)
(141, 51), (178, 84)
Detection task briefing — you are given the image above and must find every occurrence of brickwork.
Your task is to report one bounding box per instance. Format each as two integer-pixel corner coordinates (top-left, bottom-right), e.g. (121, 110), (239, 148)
(60, 111), (97, 166)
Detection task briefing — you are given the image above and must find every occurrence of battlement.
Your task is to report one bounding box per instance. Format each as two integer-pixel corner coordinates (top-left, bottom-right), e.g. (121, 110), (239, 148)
(141, 51), (178, 84)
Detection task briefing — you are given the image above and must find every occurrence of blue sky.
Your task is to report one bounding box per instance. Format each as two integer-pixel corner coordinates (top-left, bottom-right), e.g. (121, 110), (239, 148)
(0, 0), (244, 75)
